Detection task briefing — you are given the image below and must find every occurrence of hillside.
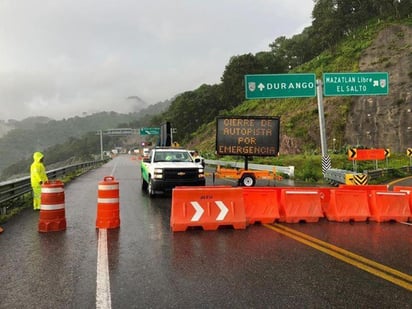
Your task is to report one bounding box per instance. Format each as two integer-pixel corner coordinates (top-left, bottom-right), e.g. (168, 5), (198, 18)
(0, 98), (172, 177)
(187, 20), (412, 157)
(0, 117), (52, 138)
(0, 120), (14, 138)
(346, 24), (412, 151)
(0, 112), (135, 174)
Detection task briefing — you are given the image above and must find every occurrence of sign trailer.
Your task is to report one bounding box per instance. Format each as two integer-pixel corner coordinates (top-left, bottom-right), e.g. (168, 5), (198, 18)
(214, 116), (281, 186)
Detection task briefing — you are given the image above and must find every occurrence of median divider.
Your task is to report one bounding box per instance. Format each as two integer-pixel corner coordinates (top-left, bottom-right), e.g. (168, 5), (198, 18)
(368, 190), (411, 222)
(279, 188), (324, 223)
(325, 189), (370, 222)
(241, 187), (280, 224)
(170, 186), (246, 232)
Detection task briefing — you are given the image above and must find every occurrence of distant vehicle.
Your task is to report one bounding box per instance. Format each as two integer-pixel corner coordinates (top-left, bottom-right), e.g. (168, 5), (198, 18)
(142, 148), (150, 159)
(128, 147), (140, 154)
(140, 147), (205, 196)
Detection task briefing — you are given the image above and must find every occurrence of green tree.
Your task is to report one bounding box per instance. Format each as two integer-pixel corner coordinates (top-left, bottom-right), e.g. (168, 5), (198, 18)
(150, 84), (223, 144)
(269, 27), (318, 70)
(220, 53), (260, 110)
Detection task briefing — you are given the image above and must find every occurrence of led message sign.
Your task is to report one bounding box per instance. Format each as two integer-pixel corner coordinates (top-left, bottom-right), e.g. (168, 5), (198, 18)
(216, 116), (280, 156)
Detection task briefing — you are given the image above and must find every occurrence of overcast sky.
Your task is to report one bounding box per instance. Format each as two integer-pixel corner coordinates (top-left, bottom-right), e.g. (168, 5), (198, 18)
(0, 0), (314, 121)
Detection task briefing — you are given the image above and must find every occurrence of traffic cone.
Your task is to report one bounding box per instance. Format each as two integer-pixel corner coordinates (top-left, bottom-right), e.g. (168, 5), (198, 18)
(38, 180), (67, 232)
(96, 176), (120, 229)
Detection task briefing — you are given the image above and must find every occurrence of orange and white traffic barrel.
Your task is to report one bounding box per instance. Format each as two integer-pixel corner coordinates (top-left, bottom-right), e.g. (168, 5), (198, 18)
(96, 176), (120, 229)
(38, 180), (67, 232)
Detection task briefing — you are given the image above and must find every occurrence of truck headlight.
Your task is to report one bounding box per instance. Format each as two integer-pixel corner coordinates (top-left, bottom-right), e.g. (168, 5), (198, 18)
(154, 168), (163, 179)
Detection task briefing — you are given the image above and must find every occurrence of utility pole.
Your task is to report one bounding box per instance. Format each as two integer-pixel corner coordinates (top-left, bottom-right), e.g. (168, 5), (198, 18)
(99, 130), (103, 160)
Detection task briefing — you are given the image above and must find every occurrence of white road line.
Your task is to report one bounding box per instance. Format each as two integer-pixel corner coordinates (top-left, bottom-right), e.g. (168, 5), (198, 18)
(96, 157), (116, 308)
(96, 228), (112, 309)
(111, 160), (117, 177)
(110, 163), (117, 177)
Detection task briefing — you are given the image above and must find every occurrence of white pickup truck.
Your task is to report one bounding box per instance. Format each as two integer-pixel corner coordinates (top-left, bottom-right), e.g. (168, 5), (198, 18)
(140, 147), (205, 196)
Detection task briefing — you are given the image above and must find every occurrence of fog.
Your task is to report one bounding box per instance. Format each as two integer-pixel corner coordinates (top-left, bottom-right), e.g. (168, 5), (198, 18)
(0, 0), (313, 121)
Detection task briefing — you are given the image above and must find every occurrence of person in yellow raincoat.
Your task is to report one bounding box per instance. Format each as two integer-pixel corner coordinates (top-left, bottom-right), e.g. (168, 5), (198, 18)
(30, 152), (48, 210)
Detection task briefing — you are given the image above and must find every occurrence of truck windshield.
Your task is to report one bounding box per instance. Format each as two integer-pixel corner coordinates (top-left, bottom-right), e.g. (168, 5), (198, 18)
(154, 151), (192, 162)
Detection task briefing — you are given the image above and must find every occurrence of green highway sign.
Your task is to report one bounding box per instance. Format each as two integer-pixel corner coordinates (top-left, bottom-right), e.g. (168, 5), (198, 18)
(323, 72), (389, 96)
(245, 73), (316, 99)
(139, 127), (160, 135)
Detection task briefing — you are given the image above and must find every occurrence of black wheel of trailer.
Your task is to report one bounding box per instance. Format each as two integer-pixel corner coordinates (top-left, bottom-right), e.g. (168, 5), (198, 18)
(239, 174), (256, 187)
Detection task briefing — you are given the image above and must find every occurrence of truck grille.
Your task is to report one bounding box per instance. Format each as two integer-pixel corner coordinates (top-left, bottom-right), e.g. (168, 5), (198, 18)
(163, 168), (200, 180)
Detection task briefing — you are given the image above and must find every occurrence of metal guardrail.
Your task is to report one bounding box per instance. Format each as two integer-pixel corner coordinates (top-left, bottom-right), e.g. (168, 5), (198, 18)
(324, 166), (412, 186)
(0, 160), (108, 208)
(364, 166), (412, 179)
(323, 168), (354, 185)
(205, 159), (295, 178)
(2, 158), (408, 209)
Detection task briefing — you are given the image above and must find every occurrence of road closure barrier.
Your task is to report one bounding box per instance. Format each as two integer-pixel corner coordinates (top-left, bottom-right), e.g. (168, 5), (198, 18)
(170, 186), (246, 231)
(279, 189), (324, 223)
(96, 176), (120, 229)
(339, 184), (388, 191)
(325, 189), (370, 222)
(38, 180), (66, 232)
(241, 187), (280, 224)
(277, 186), (331, 213)
(393, 186), (412, 221)
(368, 191), (411, 222)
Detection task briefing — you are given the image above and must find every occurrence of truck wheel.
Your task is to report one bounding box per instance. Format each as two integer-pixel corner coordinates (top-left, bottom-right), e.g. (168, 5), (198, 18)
(147, 179), (155, 197)
(240, 174), (255, 187)
(141, 179), (148, 190)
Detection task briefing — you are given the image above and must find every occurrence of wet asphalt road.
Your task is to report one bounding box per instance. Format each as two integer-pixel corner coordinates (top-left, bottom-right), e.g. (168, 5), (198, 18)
(0, 155), (411, 308)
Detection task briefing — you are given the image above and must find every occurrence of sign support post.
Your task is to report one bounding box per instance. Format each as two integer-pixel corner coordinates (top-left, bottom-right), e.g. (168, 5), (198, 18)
(316, 80), (331, 174)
